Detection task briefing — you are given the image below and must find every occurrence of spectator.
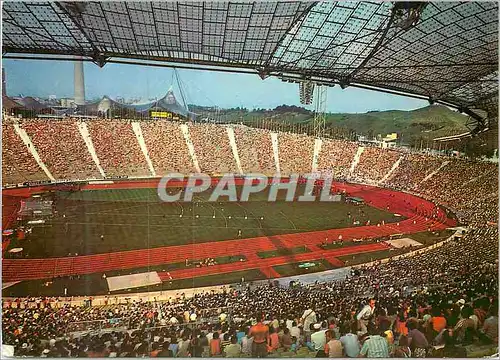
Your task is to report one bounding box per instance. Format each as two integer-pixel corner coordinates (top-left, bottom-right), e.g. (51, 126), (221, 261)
(310, 323), (327, 356)
(324, 329), (343, 358)
(281, 328), (293, 350)
(359, 325), (389, 358)
(393, 335), (411, 358)
(224, 336), (241, 357)
(250, 313), (269, 358)
(210, 332), (221, 356)
(357, 298), (376, 334)
(339, 322), (361, 358)
(407, 318), (429, 357)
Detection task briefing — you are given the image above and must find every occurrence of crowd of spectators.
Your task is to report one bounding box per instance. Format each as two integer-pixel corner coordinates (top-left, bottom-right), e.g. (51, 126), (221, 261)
(188, 124), (238, 175)
(316, 139), (358, 180)
(87, 120), (150, 177)
(2, 226), (497, 357)
(352, 147), (401, 183)
(2, 124), (46, 184)
(233, 126), (276, 175)
(140, 121), (196, 175)
(21, 119), (101, 180)
(417, 159), (498, 226)
(277, 133), (314, 175)
(385, 154), (443, 191)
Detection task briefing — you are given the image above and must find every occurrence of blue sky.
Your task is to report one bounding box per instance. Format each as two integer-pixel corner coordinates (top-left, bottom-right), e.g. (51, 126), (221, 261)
(3, 59), (428, 113)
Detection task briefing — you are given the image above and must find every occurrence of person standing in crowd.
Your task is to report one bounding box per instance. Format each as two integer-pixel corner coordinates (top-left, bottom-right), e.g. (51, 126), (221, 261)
(357, 298), (376, 334)
(480, 300), (498, 344)
(267, 326), (279, 353)
(281, 327), (293, 350)
(241, 327), (253, 355)
(393, 335), (411, 358)
(301, 305), (317, 337)
(429, 307), (447, 338)
(250, 313), (269, 358)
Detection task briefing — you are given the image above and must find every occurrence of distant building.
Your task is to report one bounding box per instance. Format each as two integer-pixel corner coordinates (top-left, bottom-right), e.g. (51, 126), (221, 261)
(357, 133), (398, 148)
(381, 133), (398, 148)
(61, 98), (76, 108)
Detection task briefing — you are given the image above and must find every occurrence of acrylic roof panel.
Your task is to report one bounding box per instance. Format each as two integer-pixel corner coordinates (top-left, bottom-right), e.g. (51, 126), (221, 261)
(2, 1), (310, 64)
(2, 1), (498, 112)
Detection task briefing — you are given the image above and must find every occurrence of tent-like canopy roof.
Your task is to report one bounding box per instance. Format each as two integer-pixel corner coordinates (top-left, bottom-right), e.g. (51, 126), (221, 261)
(2, 1), (498, 125)
(130, 87), (196, 119)
(2, 95), (22, 110)
(11, 96), (48, 110)
(71, 89), (195, 119)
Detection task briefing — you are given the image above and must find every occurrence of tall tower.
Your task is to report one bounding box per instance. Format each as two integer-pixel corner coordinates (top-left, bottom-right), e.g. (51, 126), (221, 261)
(2, 68), (6, 97)
(74, 59), (85, 105)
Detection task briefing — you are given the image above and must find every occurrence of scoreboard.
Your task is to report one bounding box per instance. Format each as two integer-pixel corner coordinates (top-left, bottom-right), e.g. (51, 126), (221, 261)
(150, 111), (172, 118)
(150, 111), (183, 121)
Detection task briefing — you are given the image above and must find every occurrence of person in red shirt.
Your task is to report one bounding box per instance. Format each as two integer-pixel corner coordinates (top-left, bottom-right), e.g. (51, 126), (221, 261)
(210, 331), (221, 356)
(430, 307), (447, 336)
(250, 313), (269, 358)
(267, 326), (280, 353)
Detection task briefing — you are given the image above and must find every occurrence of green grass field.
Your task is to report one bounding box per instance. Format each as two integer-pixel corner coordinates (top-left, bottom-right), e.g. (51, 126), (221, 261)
(13, 186), (403, 258)
(257, 246), (311, 259)
(273, 259), (337, 277)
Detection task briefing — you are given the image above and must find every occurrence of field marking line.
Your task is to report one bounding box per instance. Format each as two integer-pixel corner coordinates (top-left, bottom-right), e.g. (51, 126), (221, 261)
(195, 195), (228, 228)
(233, 201), (263, 228)
(174, 201), (184, 216)
(279, 210), (297, 230)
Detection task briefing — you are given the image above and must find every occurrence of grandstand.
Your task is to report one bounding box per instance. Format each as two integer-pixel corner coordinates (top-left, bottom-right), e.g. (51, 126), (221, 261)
(1, 1), (498, 358)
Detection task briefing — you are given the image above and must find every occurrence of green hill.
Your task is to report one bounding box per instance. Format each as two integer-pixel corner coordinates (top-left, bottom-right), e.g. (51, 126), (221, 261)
(189, 104), (469, 147)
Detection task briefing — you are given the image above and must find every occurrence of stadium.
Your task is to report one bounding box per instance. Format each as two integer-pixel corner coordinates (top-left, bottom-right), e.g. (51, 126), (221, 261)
(1, 1), (498, 358)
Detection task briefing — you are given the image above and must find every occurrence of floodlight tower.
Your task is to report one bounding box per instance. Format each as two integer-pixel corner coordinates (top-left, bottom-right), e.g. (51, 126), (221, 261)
(313, 85), (327, 138)
(299, 81), (314, 105)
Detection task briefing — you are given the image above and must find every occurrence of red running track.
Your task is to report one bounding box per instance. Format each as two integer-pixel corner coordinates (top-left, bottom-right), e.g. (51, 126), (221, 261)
(2, 179), (456, 282)
(156, 242), (387, 282)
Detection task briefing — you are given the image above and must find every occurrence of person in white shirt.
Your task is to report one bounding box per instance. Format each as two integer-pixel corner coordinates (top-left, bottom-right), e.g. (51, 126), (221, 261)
(357, 298), (376, 334)
(302, 307), (317, 335)
(290, 321), (301, 339)
(310, 323), (327, 355)
(206, 330), (214, 343)
(340, 322), (361, 358)
(241, 330), (253, 355)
